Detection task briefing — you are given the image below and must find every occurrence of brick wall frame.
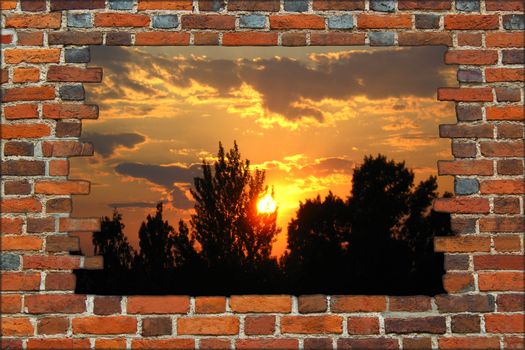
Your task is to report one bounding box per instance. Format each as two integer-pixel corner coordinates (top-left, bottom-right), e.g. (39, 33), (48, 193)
(1, 0), (524, 349)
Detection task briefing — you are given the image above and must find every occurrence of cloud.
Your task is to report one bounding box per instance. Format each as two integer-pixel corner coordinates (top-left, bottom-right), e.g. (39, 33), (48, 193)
(114, 162), (201, 210)
(108, 201), (165, 209)
(89, 46), (450, 125)
(80, 132), (145, 158)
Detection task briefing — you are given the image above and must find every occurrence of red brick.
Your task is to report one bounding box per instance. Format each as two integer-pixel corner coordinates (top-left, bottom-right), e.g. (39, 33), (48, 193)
(270, 15), (325, 29)
(403, 337), (432, 350)
(457, 33), (482, 47)
(398, 0), (451, 10)
(298, 295), (327, 313)
(94, 296), (121, 315)
(48, 31), (103, 45)
(497, 294), (525, 311)
(440, 124), (493, 138)
(0, 295), (22, 314)
(481, 217), (525, 233)
(200, 339), (231, 350)
(46, 198), (73, 213)
(95, 13), (149, 27)
(494, 196), (521, 214)
(3, 180), (31, 194)
(25, 294), (86, 314)
(1, 317), (34, 336)
(50, 0), (105, 10)
(5, 13), (61, 29)
(37, 317), (69, 335)
(486, 68), (525, 83)
(438, 88), (493, 102)
(18, 32), (44, 46)
(73, 316), (137, 334)
(443, 272), (475, 293)
(347, 317), (379, 334)
(438, 160), (493, 176)
(385, 317), (445, 334)
(495, 87), (522, 103)
(487, 106), (524, 121)
(95, 339), (127, 350)
(504, 336), (525, 349)
(135, 32), (190, 46)
(338, 338), (399, 349)
(310, 33), (365, 46)
(47, 66), (102, 83)
(236, 339), (299, 350)
(21, 0), (46, 11)
(35, 180), (89, 195)
(1, 272), (40, 291)
(49, 159), (70, 176)
(182, 15), (235, 30)
(433, 197), (489, 214)
(244, 316), (275, 335)
(228, 0), (280, 11)
(451, 314), (480, 333)
(486, 0), (524, 11)
(358, 14), (412, 29)
(5, 48), (60, 64)
(195, 296), (226, 314)
(331, 296), (386, 312)
(485, 314), (524, 333)
(45, 272), (76, 290)
(313, 0), (364, 10)
(487, 32), (525, 48)
(56, 122), (82, 137)
(398, 32), (452, 46)
(13, 67), (40, 83)
(0, 0), (16, 9)
(4, 104), (39, 120)
(137, 0), (193, 10)
(230, 296), (291, 313)
(42, 141), (94, 157)
(131, 339), (195, 349)
(435, 236), (491, 253)
(177, 316), (239, 335)
(444, 15), (499, 30)
(2, 87), (55, 102)
(494, 235), (522, 252)
(1, 160), (44, 176)
(23, 255), (81, 270)
(142, 317), (172, 336)
(282, 33), (307, 46)
(127, 296), (189, 314)
(435, 294), (494, 312)
(389, 296), (431, 312)
(223, 32), (278, 46)
(0, 218), (24, 235)
(281, 315), (342, 334)
(194, 32), (219, 45)
(1, 198), (42, 213)
(445, 50), (498, 65)
(27, 339), (90, 350)
(474, 255), (524, 270)
(480, 180), (525, 195)
(481, 141), (524, 157)
(478, 272), (525, 291)
(59, 218), (100, 231)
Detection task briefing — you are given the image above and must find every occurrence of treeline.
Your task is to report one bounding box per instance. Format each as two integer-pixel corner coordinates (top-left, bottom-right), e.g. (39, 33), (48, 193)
(75, 143), (452, 295)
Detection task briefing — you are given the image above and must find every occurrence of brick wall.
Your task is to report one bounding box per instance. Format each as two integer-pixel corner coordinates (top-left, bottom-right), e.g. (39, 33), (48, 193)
(1, 0), (523, 348)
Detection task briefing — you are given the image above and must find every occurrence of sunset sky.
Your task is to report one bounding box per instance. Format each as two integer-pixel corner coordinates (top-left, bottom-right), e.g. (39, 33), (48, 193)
(71, 46), (456, 257)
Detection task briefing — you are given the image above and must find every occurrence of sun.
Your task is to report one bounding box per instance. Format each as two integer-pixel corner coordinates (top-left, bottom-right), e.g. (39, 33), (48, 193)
(257, 193), (277, 214)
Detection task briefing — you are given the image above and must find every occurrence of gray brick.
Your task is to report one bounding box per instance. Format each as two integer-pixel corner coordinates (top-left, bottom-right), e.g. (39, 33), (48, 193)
(503, 15), (525, 30)
(284, 0), (308, 12)
(415, 14), (440, 29)
(0, 254), (20, 271)
(455, 178), (479, 195)
(457, 69), (482, 83)
(239, 15), (266, 29)
(109, 0), (135, 10)
(68, 13), (92, 28)
(60, 85), (85, 101)
(455, 0), (480, 12)
(65, 48), (90, 63)
(152, 15), (179, 29)
(370, 0), (396, 12)
(328, 15), (354, 30)
(369, 32), (395, 46)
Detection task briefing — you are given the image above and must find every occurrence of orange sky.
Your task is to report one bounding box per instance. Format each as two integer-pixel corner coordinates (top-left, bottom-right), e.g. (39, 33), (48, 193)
(71, 46), (456, 257)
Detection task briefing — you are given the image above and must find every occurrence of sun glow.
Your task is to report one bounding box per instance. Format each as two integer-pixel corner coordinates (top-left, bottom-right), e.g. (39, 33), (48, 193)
(257, 193), (277, 214)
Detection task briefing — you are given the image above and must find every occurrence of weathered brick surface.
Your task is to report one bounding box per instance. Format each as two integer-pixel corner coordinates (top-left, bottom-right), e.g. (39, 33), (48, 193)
(0, 0), (523, 346)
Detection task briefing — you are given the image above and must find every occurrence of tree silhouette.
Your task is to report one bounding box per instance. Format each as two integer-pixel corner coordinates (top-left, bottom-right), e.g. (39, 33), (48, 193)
(92, 210), (135, 271)
(190, 142), (280, 282)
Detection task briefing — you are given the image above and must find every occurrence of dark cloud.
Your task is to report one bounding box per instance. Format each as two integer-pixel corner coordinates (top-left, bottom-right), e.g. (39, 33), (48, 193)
(81, 132), (145, 158)
(90, 46), (449, 122)
(108, 201), (165, 209)
(114, 162), (201, 210)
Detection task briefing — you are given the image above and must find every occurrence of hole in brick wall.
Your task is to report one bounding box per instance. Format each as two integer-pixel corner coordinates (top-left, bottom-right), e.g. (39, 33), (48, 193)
(71, 46), (457, 295)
